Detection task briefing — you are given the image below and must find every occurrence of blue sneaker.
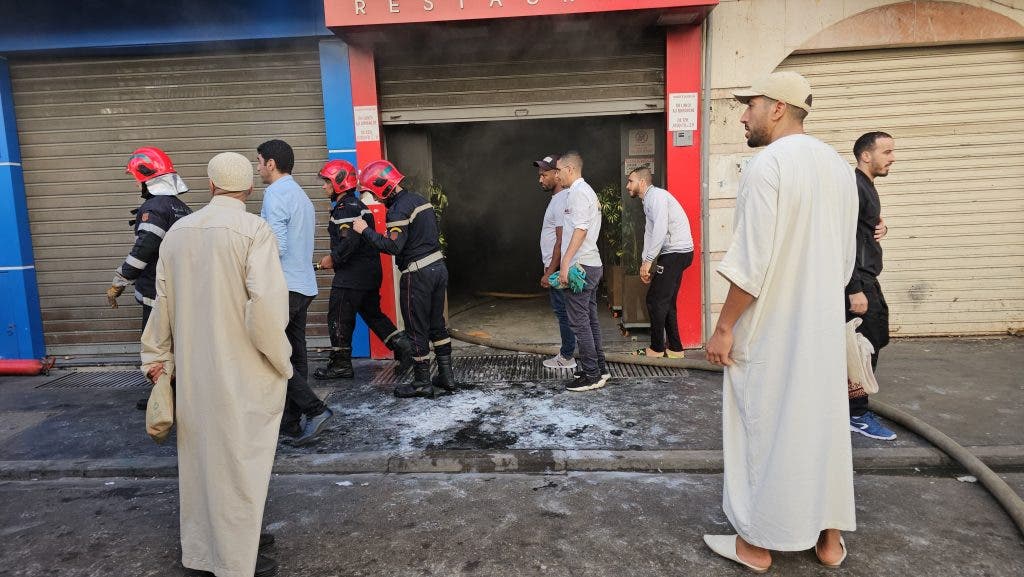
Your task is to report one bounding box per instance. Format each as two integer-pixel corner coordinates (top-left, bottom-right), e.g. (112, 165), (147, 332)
(850, 411), (896, 440)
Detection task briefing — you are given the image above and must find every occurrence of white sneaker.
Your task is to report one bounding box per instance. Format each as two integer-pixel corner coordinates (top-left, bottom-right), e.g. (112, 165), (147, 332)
(543, 355), (577, 369)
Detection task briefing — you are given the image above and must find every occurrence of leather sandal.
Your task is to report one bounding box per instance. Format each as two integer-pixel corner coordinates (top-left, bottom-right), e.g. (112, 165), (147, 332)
(704, 534), (770, 573)
(815, 535), (847, 568)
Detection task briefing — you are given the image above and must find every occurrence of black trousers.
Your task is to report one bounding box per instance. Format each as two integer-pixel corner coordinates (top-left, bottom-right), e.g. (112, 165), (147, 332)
(141, 303), (152, 331)
(399, 261), (451, 360)
(646, 251), (693, 352)
(847, 277), (889, 416)
(327, 285), (400, 349)
(282, 292), (326, 428)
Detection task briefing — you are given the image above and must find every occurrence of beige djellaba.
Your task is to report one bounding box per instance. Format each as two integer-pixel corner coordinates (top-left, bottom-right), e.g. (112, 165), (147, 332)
(142, 195), (292, 577)
(716, 134), (859, 550)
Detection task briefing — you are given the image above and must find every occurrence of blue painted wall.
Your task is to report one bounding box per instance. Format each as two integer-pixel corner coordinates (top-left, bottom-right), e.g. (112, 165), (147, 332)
(0, 58), (46, 359)
(0, 0), (330, 53)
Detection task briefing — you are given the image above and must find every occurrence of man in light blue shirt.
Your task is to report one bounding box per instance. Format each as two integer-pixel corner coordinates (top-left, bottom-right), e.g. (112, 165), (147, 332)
(257, 139), (332, 446)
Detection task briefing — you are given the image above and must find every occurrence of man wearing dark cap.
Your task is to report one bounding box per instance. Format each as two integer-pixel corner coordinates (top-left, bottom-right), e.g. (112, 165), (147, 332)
(535, 154), (576, 370)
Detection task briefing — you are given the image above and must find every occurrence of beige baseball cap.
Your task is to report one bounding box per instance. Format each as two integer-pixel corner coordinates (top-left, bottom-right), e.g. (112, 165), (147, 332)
(733, 71), (813, 112)
(207, 152), (253, 192)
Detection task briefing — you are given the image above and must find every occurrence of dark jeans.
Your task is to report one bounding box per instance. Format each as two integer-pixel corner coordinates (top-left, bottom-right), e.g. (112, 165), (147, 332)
(565, 264), (606, 380)
(645, 251), (693, 353)
(846, 277), (889, 416)
(328, 286), (400, 349)
(282, 292), (326, 428)
(548, 287), (576, 358)
(399, 261), (451, 360)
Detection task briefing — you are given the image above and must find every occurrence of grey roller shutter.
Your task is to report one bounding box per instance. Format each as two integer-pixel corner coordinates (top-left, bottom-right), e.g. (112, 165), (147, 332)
(10, 44), (329, 355)
(778, 42), (1024, 336)
(376, 28), (664, 124)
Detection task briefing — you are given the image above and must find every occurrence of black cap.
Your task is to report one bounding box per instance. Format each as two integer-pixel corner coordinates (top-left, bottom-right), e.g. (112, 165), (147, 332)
(532, 154), (560, 171)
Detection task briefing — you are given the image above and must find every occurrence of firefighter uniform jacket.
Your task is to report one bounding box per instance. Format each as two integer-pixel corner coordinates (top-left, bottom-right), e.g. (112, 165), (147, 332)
(361, 189), (442, 271)
(115, 194), (192, 306)
(328, 191), (383, 290)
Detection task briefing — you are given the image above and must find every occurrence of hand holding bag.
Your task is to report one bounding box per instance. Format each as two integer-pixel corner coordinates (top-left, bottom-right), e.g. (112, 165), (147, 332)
(146, 372), (174, 444)
(846, 318), (880, 395)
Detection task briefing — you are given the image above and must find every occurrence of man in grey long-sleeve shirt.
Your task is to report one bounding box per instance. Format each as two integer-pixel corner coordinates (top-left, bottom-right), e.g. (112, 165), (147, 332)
(626, 166), (694, 357)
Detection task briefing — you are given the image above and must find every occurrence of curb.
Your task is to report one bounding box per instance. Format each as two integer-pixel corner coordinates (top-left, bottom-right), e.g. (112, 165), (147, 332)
(2, 446), (1023, 481)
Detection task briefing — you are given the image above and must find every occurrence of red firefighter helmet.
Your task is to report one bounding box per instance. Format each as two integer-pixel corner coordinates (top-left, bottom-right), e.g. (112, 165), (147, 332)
(318, 159), (358, 195)
(358, 160), (404, 200)
(125, 146), (175, 183)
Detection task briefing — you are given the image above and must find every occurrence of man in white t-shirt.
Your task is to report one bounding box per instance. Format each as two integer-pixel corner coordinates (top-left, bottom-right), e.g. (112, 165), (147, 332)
(556, 151), (607, 392)
(535, 154), (577, 370)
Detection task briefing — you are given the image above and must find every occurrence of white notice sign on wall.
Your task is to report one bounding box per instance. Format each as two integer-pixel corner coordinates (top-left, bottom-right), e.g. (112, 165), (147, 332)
(668, 93), (698, 132)
(354, 106), (380, 142)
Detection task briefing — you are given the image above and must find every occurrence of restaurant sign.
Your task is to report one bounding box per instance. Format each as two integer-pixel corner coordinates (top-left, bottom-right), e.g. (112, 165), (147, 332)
(325, 0), (716, 27)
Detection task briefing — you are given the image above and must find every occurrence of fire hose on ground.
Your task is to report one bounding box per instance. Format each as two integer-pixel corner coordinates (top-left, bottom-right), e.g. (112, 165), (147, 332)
(448, 327), (1024, 538)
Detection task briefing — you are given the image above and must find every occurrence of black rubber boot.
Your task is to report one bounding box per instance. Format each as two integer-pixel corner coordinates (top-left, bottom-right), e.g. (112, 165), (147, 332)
(387, 332), (414, 376)
(395, 361), (440, 398)
(313, 348), (354, 380)
(255, 553), (279, 577)
(432, 354), (470, 392)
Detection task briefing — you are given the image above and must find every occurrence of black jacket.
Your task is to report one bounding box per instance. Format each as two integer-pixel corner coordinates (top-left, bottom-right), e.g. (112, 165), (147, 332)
(360, 189), (442, 271)
(845, 169), (883, 295)
(327, 191), (382, 290)
(117, 194), (192, 302)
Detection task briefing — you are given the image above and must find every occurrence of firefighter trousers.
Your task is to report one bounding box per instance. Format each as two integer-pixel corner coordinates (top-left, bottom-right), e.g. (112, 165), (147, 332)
(399, 260), (451, 361)
(327, 286), (401, 349)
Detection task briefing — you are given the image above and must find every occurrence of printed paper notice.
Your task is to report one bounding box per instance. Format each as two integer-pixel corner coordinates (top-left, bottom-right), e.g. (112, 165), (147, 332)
(627, 129), (655, 156)
(668, 93), (698, 132)
(354, 106), (380, 142)
(624, 157), (655, 176)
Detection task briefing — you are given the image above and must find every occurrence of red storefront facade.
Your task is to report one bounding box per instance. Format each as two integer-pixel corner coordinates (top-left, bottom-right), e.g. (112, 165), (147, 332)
(325, 0), (717, 356)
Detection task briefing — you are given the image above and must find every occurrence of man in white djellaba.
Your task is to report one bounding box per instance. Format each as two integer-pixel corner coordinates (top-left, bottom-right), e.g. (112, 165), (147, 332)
(142, 151), (292, 577)
(703, 71), (858, 573)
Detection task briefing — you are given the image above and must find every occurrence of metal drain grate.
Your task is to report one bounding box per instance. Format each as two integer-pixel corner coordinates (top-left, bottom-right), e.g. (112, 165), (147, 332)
(38, 371), (150, 390)
(368, 353), (689, 386)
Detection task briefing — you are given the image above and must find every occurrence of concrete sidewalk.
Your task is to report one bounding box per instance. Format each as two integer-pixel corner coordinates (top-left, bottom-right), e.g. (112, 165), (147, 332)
(1, 336), (1022, 576)
(0, 337), (1021, 479)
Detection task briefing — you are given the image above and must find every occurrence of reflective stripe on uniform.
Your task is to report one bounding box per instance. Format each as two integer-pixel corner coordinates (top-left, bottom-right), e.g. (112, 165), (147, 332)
(124, 255), (148, 270)
(400, 250), (444, 274)
(134, 289), (156, 307)
(431, 338), (451, 347)
(330, 209), (373, 225)
(137, 222), (167, 238)
(413, 354), (431, 362)
(386, 203), (432, 228)
(383, 329), (401, 344)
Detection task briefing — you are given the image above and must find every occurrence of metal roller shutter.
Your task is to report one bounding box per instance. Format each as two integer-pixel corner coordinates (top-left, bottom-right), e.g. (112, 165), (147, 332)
(10, 44), (329, 355)
(375, 19), (665, 124)
(778, 42), (1024, 337)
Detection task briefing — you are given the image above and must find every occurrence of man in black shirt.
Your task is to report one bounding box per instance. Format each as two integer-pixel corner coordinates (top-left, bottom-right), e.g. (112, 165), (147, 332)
(313, 160), (413, 381)
(847, 131), (896, 441)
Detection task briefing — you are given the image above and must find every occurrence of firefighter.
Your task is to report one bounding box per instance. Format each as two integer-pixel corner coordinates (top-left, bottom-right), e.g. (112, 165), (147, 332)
(352, 160), (469, 398)
(313, 159), (414, 380)
(107, 146), (192, 409)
